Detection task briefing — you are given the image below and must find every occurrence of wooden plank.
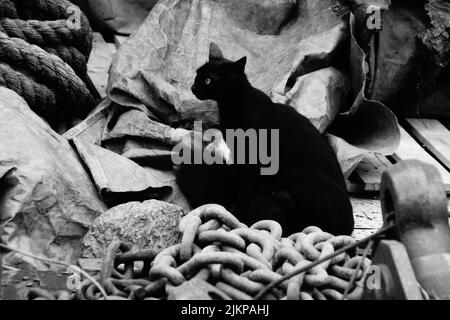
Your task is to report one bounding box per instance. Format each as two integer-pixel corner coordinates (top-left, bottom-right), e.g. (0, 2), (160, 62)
(351, 196), (383, 240)
(352, 197), (450, 240)
(405, 118), (450, 170)
(87, 33), (117, 98)
(346, 174), (366, 194)
(353, 153), (392, 192)
(346, 154), (392, 193)
(351, 197), (383, 230)
(392, 126), (450, 192)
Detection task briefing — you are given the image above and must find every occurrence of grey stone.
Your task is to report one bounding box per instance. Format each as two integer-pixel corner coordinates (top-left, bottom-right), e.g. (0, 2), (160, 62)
(82, 200), (185, 258)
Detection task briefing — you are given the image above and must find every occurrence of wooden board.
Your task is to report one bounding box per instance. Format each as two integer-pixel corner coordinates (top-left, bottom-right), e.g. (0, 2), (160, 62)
(351, 197), (383, 230)
(392, 126), (450, 192)
(87, 33), (118, 98)
(405, 118), (450, 170)
(352, 154), (392, 192)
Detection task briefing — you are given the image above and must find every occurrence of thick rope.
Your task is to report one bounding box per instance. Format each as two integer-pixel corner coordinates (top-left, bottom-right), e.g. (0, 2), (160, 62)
(13, 0), (80, 20)
(0, 62), (58, 116)
(44, 45), (87, 77)
(0, 32), (94, 117)
(0, 18), (92, 57)
(0, 0), (92, 54)
(12, 0), (93, 52)
(0, 0), (17, 19)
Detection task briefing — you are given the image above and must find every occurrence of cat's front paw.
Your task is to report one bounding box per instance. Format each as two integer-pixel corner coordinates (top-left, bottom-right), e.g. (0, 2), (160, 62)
(204, 129), (233, 165)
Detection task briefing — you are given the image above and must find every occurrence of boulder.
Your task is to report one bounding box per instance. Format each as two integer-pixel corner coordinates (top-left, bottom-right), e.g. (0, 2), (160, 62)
(82, 200), (184, 257)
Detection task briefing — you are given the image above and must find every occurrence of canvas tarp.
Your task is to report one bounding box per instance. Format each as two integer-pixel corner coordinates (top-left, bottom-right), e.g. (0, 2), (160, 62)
(0, 88), (107, 270)
(105, 0), (401, 177)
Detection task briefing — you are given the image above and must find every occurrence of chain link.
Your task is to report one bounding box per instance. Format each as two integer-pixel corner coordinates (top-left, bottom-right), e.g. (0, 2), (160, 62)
(28, 204), (373, 300)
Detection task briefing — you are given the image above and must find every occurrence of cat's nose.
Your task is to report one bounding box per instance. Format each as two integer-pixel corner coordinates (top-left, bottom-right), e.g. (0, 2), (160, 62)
(191, 84), (197, 93)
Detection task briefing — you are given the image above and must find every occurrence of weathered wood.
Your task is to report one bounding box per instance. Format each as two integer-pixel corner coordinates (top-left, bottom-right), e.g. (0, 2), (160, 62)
(87, 33), (117, 98)
(351, 197), (383, 229)
(350, 196), (383, 240)
(353, 154), (393, 192)
(405, 118), (450, 170)
(392, 127), (450, 192)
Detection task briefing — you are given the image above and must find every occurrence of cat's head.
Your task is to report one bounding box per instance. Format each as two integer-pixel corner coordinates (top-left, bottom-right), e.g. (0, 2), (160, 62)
(192, 43), (247, 101)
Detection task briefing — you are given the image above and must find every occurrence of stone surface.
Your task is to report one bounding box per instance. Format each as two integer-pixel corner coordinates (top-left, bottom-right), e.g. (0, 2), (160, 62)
(82, 200), (185, 257)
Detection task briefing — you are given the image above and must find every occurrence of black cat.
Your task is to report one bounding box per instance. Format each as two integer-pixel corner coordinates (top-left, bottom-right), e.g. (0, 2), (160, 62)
(177, 45), (354, 236)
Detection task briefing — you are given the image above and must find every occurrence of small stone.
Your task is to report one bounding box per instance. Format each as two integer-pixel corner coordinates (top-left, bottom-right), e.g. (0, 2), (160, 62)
(25, 281), (33, 287)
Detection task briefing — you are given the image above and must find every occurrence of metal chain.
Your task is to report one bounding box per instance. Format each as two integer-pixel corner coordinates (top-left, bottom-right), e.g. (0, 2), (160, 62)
(25, 204), (394, 300)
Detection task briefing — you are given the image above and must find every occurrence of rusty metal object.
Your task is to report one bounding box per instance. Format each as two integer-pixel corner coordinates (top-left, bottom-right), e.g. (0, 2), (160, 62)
(381, 159), (450, 299)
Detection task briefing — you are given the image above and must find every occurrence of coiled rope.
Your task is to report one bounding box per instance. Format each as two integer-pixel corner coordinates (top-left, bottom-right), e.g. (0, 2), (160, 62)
(0, 0), (95, 121)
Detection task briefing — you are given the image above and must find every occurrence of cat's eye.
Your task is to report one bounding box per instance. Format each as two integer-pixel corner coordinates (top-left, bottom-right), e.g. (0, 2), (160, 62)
(205, 78), (211, 85)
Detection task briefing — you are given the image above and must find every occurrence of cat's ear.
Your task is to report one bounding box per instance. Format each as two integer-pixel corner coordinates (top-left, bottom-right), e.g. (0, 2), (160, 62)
(209, 42), (224, 60)
(234, 56), (247, 73)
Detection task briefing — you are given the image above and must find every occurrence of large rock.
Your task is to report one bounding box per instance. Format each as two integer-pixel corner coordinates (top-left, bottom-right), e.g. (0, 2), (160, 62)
(82, 200), (184, 257)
